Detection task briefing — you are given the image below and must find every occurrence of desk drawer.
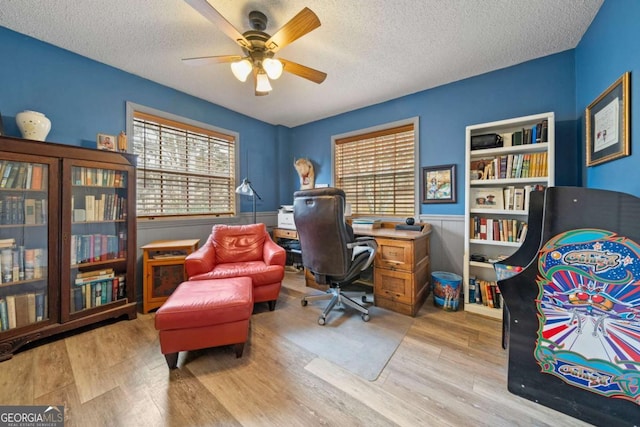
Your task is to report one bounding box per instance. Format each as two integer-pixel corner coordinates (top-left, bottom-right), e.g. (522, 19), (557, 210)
(375, 238), (414, 272)
(374, 260), (430, 304)
(274, 228), (298, 239)
(374, 268), (413, 304)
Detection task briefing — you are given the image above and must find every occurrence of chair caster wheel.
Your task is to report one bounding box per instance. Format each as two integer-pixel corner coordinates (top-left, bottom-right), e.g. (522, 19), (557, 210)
(318, 316), (326, 325)
(361, 313), (370, 322)
(301, 299), (308, 307)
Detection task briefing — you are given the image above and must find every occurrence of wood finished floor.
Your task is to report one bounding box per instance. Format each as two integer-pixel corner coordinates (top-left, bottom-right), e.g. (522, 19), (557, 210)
(0, 271), (593, 427)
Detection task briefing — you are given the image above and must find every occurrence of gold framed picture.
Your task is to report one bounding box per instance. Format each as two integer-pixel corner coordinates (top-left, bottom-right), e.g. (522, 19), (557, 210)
(585, 72), (631, 167)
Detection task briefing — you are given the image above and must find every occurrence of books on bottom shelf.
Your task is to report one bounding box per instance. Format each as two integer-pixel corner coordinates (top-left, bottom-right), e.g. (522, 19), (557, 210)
(0, 291), (47, 331)
(71, 273), (126, 312)
(468, 277), (501, 309)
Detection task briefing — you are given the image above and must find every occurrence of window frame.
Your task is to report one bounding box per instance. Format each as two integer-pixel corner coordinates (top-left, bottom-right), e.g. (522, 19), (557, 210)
(331, 117), (420, 218)
(125, 102), (241, 221)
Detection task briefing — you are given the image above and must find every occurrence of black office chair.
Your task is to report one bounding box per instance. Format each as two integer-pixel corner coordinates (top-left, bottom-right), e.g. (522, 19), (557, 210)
(293, 188), (377, 325)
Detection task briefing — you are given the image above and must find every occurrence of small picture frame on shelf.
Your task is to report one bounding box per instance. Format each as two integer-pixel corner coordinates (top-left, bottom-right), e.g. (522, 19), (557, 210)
(97, 133), (117, 151)
(470, 187), (504, 209)
(422, 164), (456, 203)
(586, 71), (631, 167)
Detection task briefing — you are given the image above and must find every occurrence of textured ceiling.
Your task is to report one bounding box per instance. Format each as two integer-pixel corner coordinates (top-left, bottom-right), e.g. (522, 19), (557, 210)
(0, 0), (603, 127)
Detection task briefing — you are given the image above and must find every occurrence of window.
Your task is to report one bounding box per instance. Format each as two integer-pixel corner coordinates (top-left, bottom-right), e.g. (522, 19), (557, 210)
(334, 120), (417, 216)
(132, 110), (237, 218)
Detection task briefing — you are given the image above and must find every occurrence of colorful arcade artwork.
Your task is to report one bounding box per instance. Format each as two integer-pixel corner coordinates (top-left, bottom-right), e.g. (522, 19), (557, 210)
(534, 228), (640, 404)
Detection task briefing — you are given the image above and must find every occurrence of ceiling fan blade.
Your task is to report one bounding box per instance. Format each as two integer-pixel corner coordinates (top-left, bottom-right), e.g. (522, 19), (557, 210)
(184, 0), (252, 50)
(279, 59), (327, 84)
(182, 55), (242, 66)
(265, 7), (321, 53)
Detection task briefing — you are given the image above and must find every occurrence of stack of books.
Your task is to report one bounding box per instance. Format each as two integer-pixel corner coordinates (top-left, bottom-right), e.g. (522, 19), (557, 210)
(351, 218), (382, 231)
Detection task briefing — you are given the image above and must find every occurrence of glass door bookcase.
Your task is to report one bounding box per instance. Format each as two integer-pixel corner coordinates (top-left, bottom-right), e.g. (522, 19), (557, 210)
(61, 159), (136, 322)
(0, 153), (59, 357)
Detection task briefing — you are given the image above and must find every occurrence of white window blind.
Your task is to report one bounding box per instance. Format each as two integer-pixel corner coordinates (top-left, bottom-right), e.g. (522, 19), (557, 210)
(133, 111), (236, 217)
(335, 124), (415, 216)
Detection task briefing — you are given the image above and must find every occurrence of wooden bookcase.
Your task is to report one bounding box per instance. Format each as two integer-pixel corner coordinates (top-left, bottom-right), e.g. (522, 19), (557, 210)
(0, 135), (137, 361)
(463, 112), (555, 319)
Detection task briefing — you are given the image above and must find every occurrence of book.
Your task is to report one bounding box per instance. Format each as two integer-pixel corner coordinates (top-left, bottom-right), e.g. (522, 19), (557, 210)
(0, 299), (8, 331)
(1, 248), (13, 283)
(0, 162), (13, 188)
(85, 195), (95, 221)
(75, 272), (115, 285)
(512, 131), (522, 146)
(24, 249), (35, 279)
(513, 188), (525, 211)
(77, 268), (114, 279)
(14, 293), (30, 328)
(35, 292), (45, 321)
(6, 295), (16, 329)
(24, 198), (36, 224)
(27, 293), (36, 324)
(31, 164), (43, 190)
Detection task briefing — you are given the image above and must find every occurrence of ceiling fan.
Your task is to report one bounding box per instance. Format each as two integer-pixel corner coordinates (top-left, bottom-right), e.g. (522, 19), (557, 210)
(183, 0), (327, 96)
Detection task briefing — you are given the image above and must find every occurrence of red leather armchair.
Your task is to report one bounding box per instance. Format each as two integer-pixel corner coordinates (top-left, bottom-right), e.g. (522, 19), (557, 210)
(185, 223), (286, 310)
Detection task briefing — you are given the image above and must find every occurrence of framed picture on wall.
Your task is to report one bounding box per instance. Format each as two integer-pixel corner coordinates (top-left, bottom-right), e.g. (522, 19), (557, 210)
(422, 164), (456, 204)
(586, 71), (631, 167)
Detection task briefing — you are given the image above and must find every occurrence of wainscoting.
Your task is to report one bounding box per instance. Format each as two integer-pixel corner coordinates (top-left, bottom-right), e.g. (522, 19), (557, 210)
(136, 212), (465, 304)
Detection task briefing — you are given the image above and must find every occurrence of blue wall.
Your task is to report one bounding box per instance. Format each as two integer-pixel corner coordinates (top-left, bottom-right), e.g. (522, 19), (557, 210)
(288, 51), (578, 214)
(6, 0), (638, 216)
(0, 27), (282, 214)
(576, 0), (640, 196)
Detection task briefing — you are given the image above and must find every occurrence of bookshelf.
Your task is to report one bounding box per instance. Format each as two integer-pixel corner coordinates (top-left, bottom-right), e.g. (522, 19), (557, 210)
(0, 136), (137, 360)
(463, 112), (555, 319)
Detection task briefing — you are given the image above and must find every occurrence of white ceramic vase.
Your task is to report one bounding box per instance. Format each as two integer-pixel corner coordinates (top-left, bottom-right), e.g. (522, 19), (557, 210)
(16, 110), (51, 141)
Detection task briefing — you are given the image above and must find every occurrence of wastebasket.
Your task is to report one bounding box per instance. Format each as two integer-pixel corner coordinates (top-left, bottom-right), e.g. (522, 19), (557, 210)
(432, 271), (462, 311)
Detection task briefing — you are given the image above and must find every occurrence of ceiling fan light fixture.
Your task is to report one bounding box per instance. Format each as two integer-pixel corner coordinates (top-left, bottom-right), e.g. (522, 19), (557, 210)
(256, 72), (273, 92)
(263, 58), (283, 80)
(231, 58), (253, 82)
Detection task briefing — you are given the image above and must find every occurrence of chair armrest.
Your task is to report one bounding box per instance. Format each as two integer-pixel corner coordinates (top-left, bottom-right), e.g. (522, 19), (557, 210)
(263, 234), (286, 266)
(184, 242), (216, 278)
(348, 237), (378, 271)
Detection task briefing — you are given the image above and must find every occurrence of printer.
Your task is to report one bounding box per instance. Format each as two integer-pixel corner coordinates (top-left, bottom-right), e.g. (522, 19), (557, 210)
(277, 205), (296, 230)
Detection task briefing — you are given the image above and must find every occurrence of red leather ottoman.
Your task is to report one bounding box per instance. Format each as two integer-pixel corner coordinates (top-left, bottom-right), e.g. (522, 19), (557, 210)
(154, 277), (253, 369)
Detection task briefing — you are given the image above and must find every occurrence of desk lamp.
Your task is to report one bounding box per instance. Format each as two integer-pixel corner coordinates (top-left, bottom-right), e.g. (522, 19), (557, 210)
(235, 178), (262, 223)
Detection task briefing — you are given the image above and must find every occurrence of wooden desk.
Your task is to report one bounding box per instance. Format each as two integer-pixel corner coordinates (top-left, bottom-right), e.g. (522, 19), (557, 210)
(288, 222), (432, 317)
(141, 239), (200, 313)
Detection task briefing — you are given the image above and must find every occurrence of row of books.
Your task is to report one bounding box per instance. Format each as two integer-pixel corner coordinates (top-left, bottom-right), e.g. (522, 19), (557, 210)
(468, 277), (501, 309)
(72, 167), (127, 188)
(71, 274), (126, 313)
(0, 196), (47, 225)
(471, 216), (528, 243)
(0, 291), (47, 330)
(0, 161), (47, 190)
(471, 152), (548, 181)
(503, 119), (549, 146)
(0, 246), (46, 284)
(471, 185), (543, 212)
(70, 233), (127, 265)
(72, 194), (127, 222)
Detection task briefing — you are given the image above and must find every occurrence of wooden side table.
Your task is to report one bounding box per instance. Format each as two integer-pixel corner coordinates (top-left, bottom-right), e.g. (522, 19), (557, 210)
(141, 239), (200, 313)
